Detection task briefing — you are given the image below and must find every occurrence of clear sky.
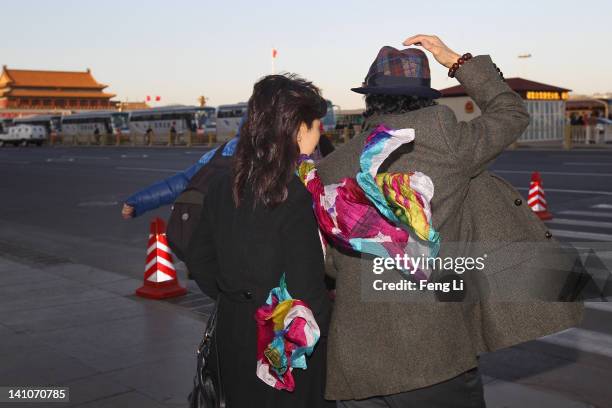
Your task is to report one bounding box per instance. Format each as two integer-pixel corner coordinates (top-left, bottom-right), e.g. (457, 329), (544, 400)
(1, 0), (610, 109)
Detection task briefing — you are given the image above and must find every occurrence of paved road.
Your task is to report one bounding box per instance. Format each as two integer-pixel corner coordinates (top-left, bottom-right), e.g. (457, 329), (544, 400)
(2, 145), (611, 275)
(1, 145), (611, 407)
(0, 146), (208, 278)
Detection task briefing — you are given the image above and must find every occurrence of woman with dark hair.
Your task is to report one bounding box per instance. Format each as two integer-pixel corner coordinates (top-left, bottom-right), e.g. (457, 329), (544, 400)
(186, 74), (334, 408)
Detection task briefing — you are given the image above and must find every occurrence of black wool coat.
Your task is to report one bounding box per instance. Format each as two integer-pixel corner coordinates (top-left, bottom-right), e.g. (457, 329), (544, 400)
(186, 173), (334, 408)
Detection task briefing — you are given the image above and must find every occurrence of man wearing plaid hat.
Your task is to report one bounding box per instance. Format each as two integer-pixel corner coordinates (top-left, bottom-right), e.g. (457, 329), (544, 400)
(317, 35), (583, 407)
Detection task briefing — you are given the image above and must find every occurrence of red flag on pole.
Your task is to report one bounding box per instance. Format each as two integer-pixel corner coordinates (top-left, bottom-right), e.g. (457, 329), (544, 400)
(272, 48), (278, 58)
(155, 96), (161, 101)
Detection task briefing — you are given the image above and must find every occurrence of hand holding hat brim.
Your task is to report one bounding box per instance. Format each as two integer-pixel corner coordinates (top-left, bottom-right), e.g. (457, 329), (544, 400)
(403, 34), (461, 69)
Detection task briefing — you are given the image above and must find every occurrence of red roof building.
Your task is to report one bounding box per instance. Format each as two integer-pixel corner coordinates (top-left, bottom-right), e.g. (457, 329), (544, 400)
(440, 77), (571, 99)
(0, 66), (116, 111)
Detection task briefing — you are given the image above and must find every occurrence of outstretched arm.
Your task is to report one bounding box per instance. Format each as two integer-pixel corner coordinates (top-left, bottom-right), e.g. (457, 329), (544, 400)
(124, 168), (196, 217)
(122, 141), (229, 218)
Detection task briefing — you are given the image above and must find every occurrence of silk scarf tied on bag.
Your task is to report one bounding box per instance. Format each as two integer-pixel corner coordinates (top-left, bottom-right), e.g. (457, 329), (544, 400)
(254, 274), (320, 391)
(297, 124), (440, 281)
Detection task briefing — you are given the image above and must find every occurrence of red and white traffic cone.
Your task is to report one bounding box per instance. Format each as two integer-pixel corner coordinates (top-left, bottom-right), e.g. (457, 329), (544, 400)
(136, 217), (187, 299)
(528, 171), (553, 220)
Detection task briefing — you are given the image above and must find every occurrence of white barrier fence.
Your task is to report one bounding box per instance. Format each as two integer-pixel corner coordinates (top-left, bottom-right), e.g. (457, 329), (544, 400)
(569, 124), (612, 145)
(11, 125), (612, 149)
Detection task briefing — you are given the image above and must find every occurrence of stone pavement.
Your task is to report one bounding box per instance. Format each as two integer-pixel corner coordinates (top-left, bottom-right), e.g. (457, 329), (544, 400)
(0, 256), (601, 407)
(0, 256), (206, 407)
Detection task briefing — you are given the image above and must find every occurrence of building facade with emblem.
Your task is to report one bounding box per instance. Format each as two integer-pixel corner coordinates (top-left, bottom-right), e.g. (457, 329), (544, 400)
(0, 66), (116, 114)
(438, 78), (571, 142)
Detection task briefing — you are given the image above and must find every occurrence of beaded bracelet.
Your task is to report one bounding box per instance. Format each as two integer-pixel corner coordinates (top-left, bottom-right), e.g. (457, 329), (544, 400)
(448, 53), (473, 78)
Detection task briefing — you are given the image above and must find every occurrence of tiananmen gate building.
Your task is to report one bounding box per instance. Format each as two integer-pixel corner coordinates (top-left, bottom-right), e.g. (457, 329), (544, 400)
(0, 66), (116, 111)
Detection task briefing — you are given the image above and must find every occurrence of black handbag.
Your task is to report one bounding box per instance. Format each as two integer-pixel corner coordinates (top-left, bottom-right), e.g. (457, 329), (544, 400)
(188, 301), (225, 408)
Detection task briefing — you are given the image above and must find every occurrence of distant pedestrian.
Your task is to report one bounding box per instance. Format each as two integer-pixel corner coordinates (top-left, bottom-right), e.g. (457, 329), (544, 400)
(570, 113), (578, 125)
(170, 122), (177, 145)
(317, 122), (335, 157)
(145, 127), (153, 145)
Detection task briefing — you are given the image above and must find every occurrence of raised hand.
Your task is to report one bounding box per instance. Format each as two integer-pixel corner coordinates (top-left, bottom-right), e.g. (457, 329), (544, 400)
(403, 35), (461, 69)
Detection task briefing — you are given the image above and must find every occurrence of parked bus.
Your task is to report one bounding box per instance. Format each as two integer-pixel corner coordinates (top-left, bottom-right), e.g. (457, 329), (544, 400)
(13, 114), (63, 137)
(216, 103), (247, 141)
(128, 106), (209, 138)
(61, 111), (130, 139)
(213, 100), (335, 139)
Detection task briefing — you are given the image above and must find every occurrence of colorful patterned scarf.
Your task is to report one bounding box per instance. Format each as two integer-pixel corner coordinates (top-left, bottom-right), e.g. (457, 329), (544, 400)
(254, 274), (320, 391)
(297, 124), (440, 280)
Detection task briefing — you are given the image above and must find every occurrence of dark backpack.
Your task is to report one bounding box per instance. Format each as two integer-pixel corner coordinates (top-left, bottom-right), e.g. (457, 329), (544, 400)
(167, 143), (232, 261)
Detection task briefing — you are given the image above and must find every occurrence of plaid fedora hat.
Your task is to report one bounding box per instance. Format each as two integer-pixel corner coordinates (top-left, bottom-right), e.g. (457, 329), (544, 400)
(351, 46), (441, 99)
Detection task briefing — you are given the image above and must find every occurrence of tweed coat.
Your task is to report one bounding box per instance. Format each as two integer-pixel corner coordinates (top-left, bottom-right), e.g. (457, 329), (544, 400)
(317, 55), (584, 400)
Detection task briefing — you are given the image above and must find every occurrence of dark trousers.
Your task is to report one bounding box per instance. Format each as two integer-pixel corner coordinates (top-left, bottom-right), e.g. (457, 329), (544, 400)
(337, 368), (486, 408)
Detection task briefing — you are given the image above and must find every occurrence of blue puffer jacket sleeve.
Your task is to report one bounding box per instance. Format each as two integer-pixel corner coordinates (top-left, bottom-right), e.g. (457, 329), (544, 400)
(124, 136), (240, 217)
(124, 161), (203, 217)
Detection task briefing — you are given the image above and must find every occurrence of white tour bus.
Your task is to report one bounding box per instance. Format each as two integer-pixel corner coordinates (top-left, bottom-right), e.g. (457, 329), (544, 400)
(13, 114), (63, 137)
(128, 106), (210, 139)
(216, 103), (247, 141)
(61, 111), (130, 140)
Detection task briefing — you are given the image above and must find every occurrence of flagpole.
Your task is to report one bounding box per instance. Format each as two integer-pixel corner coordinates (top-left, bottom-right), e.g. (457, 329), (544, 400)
(271, 47), (279, 74)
